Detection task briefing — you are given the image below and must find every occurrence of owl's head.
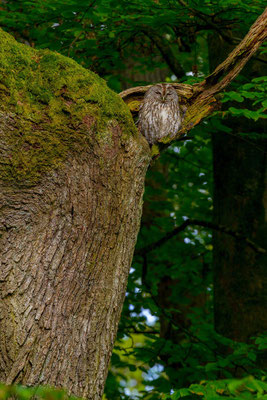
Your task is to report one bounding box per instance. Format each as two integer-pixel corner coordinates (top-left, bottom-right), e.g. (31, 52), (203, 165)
(144, 83), (179, 103)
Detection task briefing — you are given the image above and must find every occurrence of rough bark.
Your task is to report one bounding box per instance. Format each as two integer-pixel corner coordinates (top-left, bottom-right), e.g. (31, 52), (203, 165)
(209, 34), (267, 342)
(0, 28), (150, 399)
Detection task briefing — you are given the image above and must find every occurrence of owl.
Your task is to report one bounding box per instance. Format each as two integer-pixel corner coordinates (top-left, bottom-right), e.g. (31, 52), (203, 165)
(138, 83), (182, 146)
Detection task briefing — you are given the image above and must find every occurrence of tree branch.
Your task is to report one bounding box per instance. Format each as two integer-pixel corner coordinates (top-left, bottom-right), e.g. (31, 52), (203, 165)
(120, 8), (267, 143)
(119, 83), (193, 116)
(196, 7), (267, 94)
(136, 218), (266, 255)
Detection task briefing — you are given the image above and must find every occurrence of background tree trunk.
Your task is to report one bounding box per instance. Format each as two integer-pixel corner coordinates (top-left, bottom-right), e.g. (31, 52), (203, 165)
(209, 34), (267, 342)
(0, 29), (150, 399)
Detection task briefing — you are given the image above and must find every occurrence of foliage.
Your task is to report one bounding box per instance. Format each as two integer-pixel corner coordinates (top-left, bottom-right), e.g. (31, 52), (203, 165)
(107, 121), (266, 398)
(0, 383), (81, 400)
(0, 0), (266, 399)
(0, 0), (264, 90)
(1, 377), (266, 400)
(221, 77), (267, 122)
(168, 376), (267, 400)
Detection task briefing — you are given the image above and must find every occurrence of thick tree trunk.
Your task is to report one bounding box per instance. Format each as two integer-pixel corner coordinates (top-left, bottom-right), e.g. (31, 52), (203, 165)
(209, 34), (267, 342)
(0, 29), (150, 399)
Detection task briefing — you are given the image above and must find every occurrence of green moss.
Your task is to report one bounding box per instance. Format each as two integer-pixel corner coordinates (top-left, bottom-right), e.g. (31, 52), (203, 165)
(158, 135), (172, 144)
(151, 144), (160, 157)
(0, 28), (137, 185)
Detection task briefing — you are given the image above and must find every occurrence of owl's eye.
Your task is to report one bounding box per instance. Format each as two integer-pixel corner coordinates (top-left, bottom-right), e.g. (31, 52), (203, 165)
(155, 91), (161, 95)
(166, 93), (171, 96)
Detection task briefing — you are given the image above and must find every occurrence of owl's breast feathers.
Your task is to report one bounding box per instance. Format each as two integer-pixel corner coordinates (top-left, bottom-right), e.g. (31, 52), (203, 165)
(151, 102), (181, 132)
(139, 98), (182, 145)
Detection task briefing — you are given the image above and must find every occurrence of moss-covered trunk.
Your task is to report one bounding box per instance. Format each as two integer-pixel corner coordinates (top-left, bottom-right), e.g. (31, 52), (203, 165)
(209, 34), (267, 342)
(0, 29), (150, 399)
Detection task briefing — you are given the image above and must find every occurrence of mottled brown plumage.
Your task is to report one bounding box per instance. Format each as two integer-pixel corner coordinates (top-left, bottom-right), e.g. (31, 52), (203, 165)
(138, 83), (182, 145)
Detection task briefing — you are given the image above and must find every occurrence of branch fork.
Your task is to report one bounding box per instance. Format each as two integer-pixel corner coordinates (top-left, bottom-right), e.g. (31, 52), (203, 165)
(120, 8), (267, 144)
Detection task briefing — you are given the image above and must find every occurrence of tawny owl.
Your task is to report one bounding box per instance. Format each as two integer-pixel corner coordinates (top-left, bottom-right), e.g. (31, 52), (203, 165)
(138, 83), (182, 145)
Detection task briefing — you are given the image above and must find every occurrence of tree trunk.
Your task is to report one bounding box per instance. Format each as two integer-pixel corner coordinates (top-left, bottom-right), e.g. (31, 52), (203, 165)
(209, 34), (267, 342)
(0, 29), (150, 399)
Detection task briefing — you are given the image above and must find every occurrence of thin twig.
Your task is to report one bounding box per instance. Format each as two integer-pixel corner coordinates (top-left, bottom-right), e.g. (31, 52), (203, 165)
(136, 218), (266, 255)
(68, 30), (84, 57)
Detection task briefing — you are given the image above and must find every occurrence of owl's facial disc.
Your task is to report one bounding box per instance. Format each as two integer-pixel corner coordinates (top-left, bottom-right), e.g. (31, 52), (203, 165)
(161, 93), (170, 102)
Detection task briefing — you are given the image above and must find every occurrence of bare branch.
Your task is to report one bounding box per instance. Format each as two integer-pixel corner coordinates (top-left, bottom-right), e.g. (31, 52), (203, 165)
(136, 219), (266, 255)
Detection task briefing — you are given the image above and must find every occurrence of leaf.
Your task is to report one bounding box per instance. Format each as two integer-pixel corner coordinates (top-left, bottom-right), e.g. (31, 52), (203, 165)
(228, 107), (245, 116)
(176, 388), (191, 398)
